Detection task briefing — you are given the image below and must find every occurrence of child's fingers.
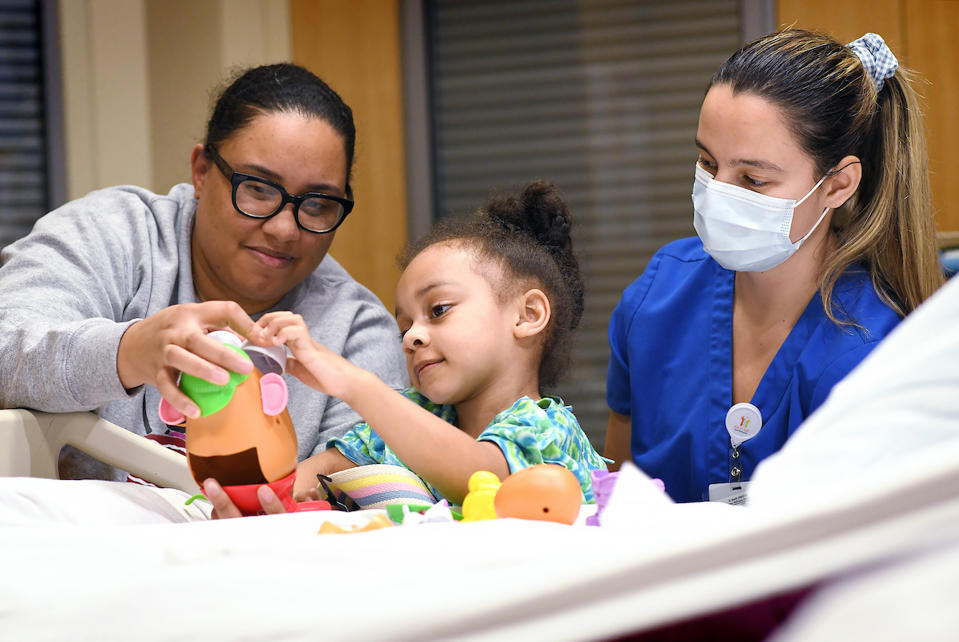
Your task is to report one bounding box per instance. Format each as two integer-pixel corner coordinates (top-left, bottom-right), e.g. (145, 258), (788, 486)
(293, 487), (322, 502)
(252, 311), (285, 334)
(274, 325), (320, 355)
(255, 312), (306, 343)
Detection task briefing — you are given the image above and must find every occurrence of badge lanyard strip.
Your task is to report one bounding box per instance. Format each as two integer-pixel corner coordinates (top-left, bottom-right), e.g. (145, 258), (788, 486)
(725, 402), (761, 485)
(729, 444), (742, 483)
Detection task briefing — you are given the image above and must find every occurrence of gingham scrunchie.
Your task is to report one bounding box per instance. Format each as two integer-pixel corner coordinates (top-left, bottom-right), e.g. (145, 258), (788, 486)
(847, 32), (898, 91)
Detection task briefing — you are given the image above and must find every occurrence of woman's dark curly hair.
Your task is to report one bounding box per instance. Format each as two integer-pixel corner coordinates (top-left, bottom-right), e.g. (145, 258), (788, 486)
(401, 181), (583, 389)
(203, 63), (356, 181)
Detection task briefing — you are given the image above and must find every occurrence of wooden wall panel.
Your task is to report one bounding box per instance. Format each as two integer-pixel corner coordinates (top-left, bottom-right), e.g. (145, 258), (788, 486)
(777, 0), (959, 234)
(905, 1), (959, 235)
(290, 0), (408, 311)
(776, 0), (905, 53)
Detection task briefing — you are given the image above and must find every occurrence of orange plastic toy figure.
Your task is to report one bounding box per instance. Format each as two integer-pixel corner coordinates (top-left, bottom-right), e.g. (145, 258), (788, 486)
(158, 331), (328, 515)
(494, 464), (582, 525)
(461, 465), (583, 525)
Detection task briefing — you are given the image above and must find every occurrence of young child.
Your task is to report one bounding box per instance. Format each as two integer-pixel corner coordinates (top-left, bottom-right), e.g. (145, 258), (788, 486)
(207, 180), (606, 513)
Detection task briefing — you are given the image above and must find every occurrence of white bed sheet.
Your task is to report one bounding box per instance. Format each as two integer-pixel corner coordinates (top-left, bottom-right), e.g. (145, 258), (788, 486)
(3, 437), (959, 642)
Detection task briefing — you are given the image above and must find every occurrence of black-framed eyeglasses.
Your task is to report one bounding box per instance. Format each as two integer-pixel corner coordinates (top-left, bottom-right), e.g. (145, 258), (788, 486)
(206, 144), (354, 234)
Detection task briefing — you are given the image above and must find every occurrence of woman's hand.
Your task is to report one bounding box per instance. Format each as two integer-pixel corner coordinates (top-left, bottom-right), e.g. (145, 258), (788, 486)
(117, 301), (261, 419)
(202, 478), (289, 519)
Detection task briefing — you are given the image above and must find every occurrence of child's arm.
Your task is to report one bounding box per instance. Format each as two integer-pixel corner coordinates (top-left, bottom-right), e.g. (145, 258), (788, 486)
(253, 312), (510, 504)
(337, 370), (510, 503)
(293, 447), (356, 499)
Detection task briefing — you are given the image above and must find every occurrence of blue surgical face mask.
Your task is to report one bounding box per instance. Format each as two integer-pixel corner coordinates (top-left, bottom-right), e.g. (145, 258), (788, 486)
(691, 164), (830, 272)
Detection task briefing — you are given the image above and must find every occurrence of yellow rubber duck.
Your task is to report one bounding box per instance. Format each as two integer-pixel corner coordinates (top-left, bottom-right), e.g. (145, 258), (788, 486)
(461, 471), (501, 521)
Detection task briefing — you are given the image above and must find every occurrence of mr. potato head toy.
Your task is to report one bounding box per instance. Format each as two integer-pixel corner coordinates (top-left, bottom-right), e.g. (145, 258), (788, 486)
(158, 330), (329, 515)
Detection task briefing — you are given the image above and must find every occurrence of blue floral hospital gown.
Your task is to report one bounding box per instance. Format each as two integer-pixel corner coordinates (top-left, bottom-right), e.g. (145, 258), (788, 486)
(329, 387), (607, 503)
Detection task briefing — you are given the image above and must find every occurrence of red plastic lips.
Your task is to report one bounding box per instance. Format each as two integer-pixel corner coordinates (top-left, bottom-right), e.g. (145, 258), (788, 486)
(221, 471), (332, 515)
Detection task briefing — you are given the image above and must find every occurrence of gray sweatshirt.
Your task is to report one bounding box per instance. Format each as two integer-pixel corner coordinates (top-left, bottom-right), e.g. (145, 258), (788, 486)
(0, 183), (408, 480)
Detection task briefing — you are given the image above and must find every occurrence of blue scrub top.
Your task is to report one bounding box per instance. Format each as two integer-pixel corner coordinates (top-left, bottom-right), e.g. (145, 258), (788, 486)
(606, 237), (901, 503)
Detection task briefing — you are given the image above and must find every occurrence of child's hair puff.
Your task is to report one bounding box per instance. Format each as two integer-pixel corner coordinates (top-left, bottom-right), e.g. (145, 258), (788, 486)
(401, 180), (583, 388)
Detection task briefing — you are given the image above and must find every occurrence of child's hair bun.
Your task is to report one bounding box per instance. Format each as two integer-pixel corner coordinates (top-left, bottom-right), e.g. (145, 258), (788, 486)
(484, 180), (573, 254)
(485, 180), (583, 335)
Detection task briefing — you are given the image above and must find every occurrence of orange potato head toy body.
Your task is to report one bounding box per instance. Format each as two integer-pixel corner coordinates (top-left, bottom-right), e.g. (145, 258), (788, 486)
(158, 331), (327, 514)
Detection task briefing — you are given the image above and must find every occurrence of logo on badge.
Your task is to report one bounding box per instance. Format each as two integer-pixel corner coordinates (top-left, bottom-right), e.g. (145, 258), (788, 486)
(726, 403), (763, 446)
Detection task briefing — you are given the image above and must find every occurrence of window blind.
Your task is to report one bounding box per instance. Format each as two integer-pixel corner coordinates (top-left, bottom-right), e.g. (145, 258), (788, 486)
(427, 0), (742, 449)
(0, 0), (48, 252)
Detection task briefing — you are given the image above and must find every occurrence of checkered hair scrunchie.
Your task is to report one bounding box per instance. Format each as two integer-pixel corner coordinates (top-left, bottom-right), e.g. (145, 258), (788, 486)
(847, 32), (898, 91)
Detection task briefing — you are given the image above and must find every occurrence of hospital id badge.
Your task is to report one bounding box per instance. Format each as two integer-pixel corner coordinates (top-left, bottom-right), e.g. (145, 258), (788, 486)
(708, 482), (750, 505)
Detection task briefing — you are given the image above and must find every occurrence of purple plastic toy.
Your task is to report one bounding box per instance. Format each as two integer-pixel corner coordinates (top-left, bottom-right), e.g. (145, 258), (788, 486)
(586, 469), (665, 526)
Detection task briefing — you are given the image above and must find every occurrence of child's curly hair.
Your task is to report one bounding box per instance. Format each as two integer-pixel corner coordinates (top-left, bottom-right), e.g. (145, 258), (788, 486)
(400, 181), (583, 389)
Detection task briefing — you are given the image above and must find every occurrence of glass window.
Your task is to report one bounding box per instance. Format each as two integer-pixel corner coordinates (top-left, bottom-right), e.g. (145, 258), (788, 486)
(425, 0), (745, 447)
(0, 0), (63, 252)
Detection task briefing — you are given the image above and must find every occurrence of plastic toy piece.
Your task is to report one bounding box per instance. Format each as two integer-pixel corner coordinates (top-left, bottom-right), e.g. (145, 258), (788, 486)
(217, 470), (331, 514)
(585, 469), (666, 527)
(317, 514), (394, 534)
(494, 464), (581, 525)
(461, 471), (501, 521)
(586, 470), (619, 527)
(385, 502), (464, 524)
(258, 373), (288, 416)
(157, 332), (315, 516)
(398, 500), (457, 526)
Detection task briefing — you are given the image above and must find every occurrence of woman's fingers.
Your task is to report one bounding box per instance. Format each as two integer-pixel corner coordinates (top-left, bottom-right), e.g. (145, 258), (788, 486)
(204, 478), (289, 518)
(203, 479), (243, 519)
(122, 301), (260, 419)
(154, 365), (199, 420)
(216, 301), (262, 342)
(257, 485), (289, 515)
(126, 300), (257, 386)
(176, 333), (252, 380)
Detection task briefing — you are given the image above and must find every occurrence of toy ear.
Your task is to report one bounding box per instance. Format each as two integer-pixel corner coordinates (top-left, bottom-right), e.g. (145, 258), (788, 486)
(259, 373), (289, 416)
(158, 398), (186, 426)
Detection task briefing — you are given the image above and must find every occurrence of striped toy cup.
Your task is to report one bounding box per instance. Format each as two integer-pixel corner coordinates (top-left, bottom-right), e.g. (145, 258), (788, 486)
(324, 464), (436, 510)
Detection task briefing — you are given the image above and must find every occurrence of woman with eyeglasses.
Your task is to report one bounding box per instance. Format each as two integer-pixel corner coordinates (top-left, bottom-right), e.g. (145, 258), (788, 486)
(0, 63), (408, 482)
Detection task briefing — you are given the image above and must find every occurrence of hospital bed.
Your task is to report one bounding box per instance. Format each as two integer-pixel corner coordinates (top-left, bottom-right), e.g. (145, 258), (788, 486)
(2, 403), (958, 641)
(2, 275), (958, 640)
(0, 408), (198, 492)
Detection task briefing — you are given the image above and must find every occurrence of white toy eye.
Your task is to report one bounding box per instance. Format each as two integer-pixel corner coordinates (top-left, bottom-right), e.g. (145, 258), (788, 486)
(207, 330), (243, 348)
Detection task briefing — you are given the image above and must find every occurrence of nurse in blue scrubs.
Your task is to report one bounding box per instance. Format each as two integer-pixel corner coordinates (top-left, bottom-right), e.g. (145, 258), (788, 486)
(604, 30), (944, 503)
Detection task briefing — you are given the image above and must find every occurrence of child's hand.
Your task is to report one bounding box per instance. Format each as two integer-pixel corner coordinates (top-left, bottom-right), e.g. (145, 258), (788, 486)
(254, 311), (360, 399)
(293, 449), (358, 499)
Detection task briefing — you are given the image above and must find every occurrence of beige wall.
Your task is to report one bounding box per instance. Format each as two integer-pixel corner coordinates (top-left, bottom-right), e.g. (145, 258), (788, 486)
(59, 0), (153, 198)
(57, 0), (406, 309)
(58, 0), (292, 200)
